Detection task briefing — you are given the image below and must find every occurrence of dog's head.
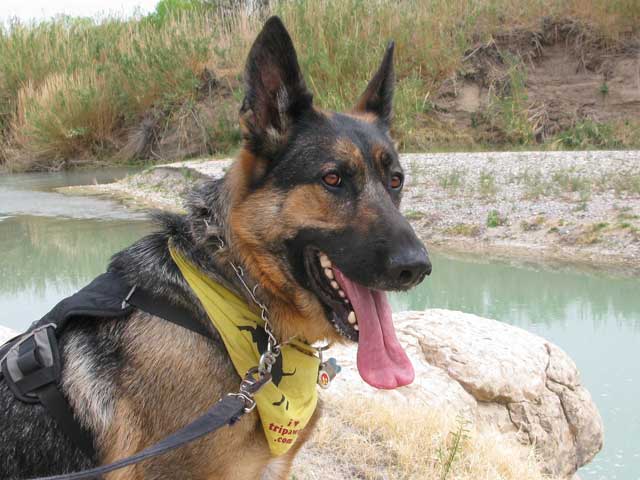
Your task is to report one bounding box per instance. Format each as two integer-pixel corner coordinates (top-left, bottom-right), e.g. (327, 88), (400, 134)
(227, 17), (431, 389)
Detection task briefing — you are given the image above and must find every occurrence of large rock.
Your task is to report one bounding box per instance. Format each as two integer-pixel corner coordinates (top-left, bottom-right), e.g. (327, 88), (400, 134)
(0, 325), (16, 344)
(324, 310), (603, 479)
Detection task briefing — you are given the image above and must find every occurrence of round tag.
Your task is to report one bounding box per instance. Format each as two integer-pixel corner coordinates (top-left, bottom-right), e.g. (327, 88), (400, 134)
(318, 369), (331, 388)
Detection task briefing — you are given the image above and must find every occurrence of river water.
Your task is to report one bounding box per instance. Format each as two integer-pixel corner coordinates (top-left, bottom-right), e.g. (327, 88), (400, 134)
(0, 169), (638, 479)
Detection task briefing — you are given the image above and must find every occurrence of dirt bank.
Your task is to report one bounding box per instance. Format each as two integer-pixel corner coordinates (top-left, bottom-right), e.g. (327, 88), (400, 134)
(3, 13), (639, 173)
(62, 150), (640, 277)
(108, 20), (640, 156)
(430, 19), (640, 148)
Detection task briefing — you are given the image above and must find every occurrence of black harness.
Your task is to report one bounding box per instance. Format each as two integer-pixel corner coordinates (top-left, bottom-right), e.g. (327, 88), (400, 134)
(0, 271), (259, 480)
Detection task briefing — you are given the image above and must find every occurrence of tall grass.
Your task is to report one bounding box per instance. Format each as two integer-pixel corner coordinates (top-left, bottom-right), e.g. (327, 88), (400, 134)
(0, 0), (638, 170)
(0, 12), (253, 168)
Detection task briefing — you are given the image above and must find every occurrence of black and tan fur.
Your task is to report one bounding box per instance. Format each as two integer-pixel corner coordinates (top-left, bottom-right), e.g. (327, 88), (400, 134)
(0, 17), (430, 479)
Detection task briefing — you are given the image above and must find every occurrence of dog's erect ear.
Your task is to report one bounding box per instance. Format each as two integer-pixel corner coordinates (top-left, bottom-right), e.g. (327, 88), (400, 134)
(240, 16), (313, 156)
(354, 42), (395, 128)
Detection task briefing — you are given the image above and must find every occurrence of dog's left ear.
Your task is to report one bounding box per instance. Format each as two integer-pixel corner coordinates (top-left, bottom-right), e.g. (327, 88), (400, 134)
(240, 16), (313, 158)
(354, 42), (395, 129)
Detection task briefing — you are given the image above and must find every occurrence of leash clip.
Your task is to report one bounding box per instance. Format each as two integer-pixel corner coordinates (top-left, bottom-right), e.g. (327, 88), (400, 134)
(229, 367), (272, 413)
(258, 350), (277, 376)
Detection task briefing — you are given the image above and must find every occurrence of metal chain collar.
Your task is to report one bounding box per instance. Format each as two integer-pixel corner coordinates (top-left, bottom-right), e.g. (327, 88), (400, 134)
(212, 233), (281, 376)
(211, 230), (334, 410)
(228, 261), (281, 376)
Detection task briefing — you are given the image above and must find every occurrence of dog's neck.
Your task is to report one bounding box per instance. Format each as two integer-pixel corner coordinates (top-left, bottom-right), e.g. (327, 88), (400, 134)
(109, 176), (325, 343)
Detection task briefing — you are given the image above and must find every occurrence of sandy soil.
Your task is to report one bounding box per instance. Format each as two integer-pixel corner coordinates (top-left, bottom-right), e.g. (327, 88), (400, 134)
(433, 21), (640, 144)
(62, 150), (640, 277)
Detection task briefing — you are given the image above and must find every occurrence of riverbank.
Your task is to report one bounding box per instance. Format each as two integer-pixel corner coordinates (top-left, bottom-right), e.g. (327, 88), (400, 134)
(1, 1), (639, 171)
(63, 150), (640, 277)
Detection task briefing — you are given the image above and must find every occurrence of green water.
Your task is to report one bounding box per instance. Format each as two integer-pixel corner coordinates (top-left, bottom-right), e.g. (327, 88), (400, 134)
(0, 169), (151, 329)
(0, 170), (638, 479)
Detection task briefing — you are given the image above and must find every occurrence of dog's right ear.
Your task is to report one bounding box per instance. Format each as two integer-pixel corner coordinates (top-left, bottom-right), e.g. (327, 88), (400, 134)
(353, 42), (395, 129)
(240, 16), (313, 159)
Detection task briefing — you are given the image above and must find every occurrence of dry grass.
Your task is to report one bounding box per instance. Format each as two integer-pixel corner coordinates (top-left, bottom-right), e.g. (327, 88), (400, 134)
(0, 11), (257, 169)
(292, 395), (550, 480)
(13, 71), (119, 164)
(1, 0), (639, 170)
(445, 223), (483, 237)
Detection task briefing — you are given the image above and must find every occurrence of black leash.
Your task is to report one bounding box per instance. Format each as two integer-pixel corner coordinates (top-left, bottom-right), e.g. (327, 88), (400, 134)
(24, 368), (271, 480)
(28, 396), (245, 480)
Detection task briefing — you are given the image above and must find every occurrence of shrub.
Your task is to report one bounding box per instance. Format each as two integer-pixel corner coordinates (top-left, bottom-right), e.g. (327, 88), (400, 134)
(487, 210), (506, 227)
(553, 120), (621, 149)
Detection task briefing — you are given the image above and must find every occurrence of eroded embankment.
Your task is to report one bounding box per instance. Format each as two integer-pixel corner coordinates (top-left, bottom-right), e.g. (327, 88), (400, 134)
(62, 150), (640, 277)
(428, 19), (640, 148)
(2, 12), (639, 172)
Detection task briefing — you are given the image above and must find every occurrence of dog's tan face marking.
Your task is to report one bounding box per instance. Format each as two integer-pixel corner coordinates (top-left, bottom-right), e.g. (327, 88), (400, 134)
(228, 167), (352, 343)
(333, 137), (366, 182)
(371, 143), (393, 177)
(345, 111), (379, 124)
(334, 137), (363, 163)
(282, 184), (351, 232)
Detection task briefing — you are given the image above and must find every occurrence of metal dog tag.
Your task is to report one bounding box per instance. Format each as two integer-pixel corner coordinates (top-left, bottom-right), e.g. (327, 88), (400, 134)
(317, 357), (341, 389)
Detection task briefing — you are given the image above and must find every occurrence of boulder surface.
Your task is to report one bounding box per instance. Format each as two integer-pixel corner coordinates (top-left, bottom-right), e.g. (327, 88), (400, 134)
(0, 325), (15, 344)
(325, 309), (603, 478)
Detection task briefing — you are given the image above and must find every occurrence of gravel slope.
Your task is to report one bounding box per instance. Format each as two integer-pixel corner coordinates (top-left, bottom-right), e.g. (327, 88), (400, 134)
(62, 150), (640, 276)
(403, 150), (640, 275)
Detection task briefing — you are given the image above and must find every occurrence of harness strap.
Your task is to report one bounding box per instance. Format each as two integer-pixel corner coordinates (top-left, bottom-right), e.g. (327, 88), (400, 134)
(26, 395), (247, 480)
(36, 384), (96, 459)
(2, 272), (257, 480)
(0, 272), (215, 467)
(126, 286), (212, 339)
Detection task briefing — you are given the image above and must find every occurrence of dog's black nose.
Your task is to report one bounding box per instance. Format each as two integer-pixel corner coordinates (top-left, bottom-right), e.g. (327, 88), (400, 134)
(387, 247), (431, 288)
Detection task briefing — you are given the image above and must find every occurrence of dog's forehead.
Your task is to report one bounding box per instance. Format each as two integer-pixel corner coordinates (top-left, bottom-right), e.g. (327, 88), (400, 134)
(295, 111), (397, 171)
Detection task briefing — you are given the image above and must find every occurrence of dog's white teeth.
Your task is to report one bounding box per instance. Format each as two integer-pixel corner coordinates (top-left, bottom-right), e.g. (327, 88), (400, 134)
(330, 280), (339, 290)
(338, 289), (346, 298)
(319, 254), (331, 268)
(354, 324), (359, 331)
(348, 311), (357, 325)
(324, 268), (334, 280)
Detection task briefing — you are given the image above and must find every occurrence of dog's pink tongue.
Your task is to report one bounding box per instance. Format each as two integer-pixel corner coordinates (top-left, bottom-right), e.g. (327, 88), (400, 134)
(333, 268), (414, 389)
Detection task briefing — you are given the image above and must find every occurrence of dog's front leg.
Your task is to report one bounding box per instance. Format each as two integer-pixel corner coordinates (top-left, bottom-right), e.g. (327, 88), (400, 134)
(261, 452), (296, 480)
(260, 403), (322, 480)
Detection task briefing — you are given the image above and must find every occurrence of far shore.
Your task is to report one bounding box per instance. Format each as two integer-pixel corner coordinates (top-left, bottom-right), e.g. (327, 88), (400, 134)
(60, 150), (640, 278)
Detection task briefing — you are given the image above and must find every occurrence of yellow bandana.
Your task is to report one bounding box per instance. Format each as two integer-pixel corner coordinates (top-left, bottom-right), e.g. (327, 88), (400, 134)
(169, 246), (319, 456)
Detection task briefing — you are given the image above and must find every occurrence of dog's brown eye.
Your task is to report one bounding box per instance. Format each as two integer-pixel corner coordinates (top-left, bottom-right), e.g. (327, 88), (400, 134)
(323, 173), (341, 187)
(390, 174), (403, 189)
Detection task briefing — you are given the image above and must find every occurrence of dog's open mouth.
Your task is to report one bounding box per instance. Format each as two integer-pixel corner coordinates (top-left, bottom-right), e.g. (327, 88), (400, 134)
(304, 249), (414, 389)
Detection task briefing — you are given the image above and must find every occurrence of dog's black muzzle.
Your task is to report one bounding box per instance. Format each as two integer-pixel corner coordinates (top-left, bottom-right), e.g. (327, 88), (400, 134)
(385, 243), (431, 289)
(379, 215), (431, 290)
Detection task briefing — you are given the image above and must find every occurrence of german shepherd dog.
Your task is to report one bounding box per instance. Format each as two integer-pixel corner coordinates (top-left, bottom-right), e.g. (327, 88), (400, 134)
(0, 17), (430, 479)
